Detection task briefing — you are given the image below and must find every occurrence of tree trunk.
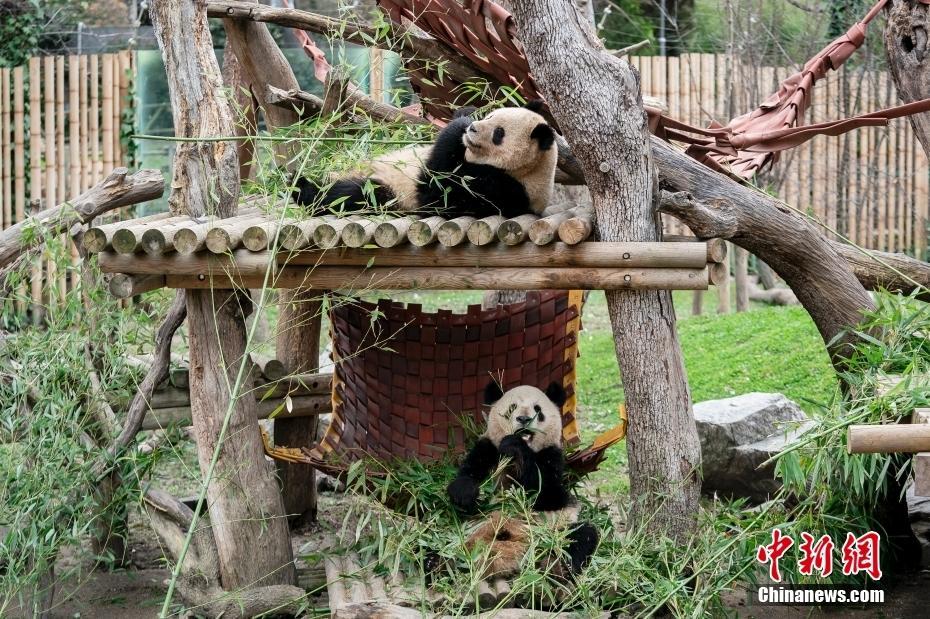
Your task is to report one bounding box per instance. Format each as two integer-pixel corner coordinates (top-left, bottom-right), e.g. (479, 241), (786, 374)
(223, 10), (324, 523)
(220, 40), (257, 181)
(654, 143), (875, 366)
(150, 0), (295, 595)
(885, 1), (930, 155)
(510, 0), (701, 540)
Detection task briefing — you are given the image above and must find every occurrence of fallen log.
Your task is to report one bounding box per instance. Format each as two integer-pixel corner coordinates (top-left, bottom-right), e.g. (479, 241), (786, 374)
(0, 167), (163, 270)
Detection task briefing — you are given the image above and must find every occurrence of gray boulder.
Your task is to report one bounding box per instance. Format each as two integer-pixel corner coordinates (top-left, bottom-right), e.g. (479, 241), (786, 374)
(695, 392), (810, 502)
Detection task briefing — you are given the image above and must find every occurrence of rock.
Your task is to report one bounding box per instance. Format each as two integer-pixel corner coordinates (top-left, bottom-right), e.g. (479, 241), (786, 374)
(907, 484), (930, 566)
(694, 392), (810, 502)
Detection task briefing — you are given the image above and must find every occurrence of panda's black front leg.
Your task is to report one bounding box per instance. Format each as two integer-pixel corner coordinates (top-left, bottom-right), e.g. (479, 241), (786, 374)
(423, 115), (473, 175)
(447, 437), (500, 514)
(565, 522), (599, 574)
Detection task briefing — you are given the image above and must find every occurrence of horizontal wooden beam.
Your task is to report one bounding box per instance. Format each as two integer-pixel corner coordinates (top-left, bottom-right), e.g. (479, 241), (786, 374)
(142, 394), (330, 431)
(98, 241), (716, 273)
(847, 424), (930, 454)
(163, 265), (710, 291)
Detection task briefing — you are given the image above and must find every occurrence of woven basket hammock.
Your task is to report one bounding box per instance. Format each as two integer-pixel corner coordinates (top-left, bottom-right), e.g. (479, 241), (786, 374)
(265, 290), (626, 476)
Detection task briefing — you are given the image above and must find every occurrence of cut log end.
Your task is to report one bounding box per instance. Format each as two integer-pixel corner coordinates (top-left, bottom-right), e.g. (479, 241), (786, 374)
(83, 228), (108, 253)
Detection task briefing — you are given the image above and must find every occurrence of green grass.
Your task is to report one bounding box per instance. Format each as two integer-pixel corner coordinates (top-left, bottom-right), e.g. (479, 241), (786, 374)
(575, 304), (837, 496)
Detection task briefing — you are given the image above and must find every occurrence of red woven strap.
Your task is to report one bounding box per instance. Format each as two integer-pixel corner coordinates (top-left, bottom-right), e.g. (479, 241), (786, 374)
(375, 0), (930, 179)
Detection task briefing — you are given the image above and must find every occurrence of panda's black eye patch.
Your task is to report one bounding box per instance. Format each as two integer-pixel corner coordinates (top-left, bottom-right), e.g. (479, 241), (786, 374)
(492, 126), (505, 145)
(533, 404), (542, 414)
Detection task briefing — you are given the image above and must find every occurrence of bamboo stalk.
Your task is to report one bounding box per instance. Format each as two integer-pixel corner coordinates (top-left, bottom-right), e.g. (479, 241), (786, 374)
(68, 56), (81, 288)
(407, 215), (445, 247)
(466, 215), (505, 246)
(164, 266), (711, 291)
(437, 216), (475, 247)
(847, 424), (930, 454)
(497, 214), (538, 245)
(102, 54), (114, 175)
(29, 58), (42, 323)
(12, 67), (24, 313)
(79, 55), (89, 191)
(99, 242), (714, 274)
(118, 51), (131, 165)
(373, 216), (414, 247)
(90, 55), (100, 183)
(1, 68), (10, 231)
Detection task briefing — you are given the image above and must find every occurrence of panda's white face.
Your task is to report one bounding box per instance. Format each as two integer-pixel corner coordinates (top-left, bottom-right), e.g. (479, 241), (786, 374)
(485, 385), (565, 452)
(462, 107), (555, 175)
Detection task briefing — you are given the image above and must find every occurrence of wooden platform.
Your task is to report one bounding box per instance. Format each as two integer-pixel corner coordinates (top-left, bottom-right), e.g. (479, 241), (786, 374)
(85, 207), (727, 297)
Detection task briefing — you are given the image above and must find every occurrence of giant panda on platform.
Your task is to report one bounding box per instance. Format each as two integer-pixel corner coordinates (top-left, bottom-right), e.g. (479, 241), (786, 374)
(292, 102), (557, 219)
(446, 381), (599, 579)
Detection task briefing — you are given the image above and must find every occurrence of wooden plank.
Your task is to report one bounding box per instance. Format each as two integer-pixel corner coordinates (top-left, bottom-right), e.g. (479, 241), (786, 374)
(1, 67), (10, 231)
(142, 394), (330, 431)
(877, 71), (889, 251)
(699, 53), (715, 126)
(903, 119), (913, 253)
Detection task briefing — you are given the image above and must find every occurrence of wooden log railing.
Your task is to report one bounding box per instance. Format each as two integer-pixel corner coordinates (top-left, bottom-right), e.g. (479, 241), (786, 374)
(95, 240), (728, 295)
(84, 208), (598, 255)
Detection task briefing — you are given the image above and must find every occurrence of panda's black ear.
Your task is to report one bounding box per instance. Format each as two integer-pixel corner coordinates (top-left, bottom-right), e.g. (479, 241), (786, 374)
(544, 381), (567, 408)
(524, 99), (546, 114)
(483, 381), (504, 405)
(530, 123), (555, 151)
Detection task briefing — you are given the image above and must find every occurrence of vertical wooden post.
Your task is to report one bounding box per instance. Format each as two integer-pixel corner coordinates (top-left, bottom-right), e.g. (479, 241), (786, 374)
(275, 290), (323, 524)
(716, 243), (731, 314)
(150, 0), (295, 593)
(734, 246), (749, 312)
(223, 11), (322, 523)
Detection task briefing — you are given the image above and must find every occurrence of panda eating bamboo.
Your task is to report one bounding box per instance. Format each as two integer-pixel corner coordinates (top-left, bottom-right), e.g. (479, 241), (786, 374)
(445, 381), (599, 580)
(292, 102), (558, 219)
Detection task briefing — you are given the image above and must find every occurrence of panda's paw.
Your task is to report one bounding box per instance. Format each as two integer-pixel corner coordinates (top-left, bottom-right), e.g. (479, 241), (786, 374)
(499, 435), (531, 459)
(566, 522), (599, 573)
(447, 476), (480, 512)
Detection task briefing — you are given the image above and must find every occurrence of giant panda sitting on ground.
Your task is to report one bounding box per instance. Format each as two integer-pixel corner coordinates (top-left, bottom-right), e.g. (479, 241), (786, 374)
(292, 102), (557, 219)
(446, 381), (599, 579)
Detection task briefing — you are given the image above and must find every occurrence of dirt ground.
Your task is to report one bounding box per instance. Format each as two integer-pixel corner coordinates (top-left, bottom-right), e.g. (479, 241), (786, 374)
(17, 491), (930, 619)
